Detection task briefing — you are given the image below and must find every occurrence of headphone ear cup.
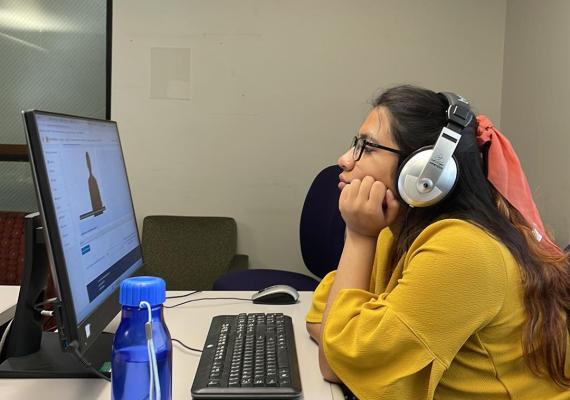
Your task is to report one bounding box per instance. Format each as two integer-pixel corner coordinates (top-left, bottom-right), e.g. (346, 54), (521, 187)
(397, 146), (458, 207)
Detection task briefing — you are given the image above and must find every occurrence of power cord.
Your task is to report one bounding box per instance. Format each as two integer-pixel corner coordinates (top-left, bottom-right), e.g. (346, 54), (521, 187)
(69, 341), (111, 382)
(164, 297), (252, 309)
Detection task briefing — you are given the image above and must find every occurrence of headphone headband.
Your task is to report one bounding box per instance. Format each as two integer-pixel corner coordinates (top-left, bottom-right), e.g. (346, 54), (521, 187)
(439, 92), (473, 133)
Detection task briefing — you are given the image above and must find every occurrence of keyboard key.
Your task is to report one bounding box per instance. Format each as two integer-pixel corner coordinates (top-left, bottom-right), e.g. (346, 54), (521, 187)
(279, 377), (291, 386)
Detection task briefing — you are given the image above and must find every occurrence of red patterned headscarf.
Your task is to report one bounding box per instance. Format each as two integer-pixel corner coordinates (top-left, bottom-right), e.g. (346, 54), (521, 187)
(475, 115), (562, 255)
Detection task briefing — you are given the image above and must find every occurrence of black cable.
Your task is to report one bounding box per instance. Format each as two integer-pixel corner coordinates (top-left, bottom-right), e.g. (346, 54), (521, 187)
(69, 342), (111, 382)
(172, 338), (202, 352)
(33, 297), (58, 312)
(165, 290), (201, 300)
(164, 297), (252, 309)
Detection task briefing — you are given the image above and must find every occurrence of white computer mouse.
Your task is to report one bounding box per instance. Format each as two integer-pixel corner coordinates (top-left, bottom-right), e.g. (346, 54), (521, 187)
(251, 284), (300, 304)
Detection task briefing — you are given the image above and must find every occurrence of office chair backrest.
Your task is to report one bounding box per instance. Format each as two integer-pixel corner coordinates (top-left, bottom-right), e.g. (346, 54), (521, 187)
(299, 165), (345, 278)
(212, 165), (345, 291)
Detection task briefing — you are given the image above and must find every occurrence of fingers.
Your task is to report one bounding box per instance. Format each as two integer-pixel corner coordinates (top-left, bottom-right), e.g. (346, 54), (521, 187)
(338, 176), (400, 237)
(368, 180), (387, 210)
(358, 176), (375, 200)
(348, 179), (361, 201)
(341, 177), (386, 209)
(342, 176), (375, 202)
(339, 178), (357, 208)
(339, 179), (353, 212)
(384, 188), (401, 224)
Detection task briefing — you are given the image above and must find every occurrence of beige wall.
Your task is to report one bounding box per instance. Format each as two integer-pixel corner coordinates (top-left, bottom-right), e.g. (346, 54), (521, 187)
(112, 0), (507, 274)
(501, 0), (570, 247)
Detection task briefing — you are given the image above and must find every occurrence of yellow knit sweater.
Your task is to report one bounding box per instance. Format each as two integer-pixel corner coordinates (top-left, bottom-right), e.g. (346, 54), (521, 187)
(306, 219), (570, 399)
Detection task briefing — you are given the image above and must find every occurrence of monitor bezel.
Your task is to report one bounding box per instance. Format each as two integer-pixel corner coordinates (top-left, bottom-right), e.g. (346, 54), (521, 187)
(23, 109), (142, 353)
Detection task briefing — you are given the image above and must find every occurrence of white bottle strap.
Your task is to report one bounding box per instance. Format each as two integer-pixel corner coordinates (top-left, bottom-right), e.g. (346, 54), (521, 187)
(140, 301), (161, 400)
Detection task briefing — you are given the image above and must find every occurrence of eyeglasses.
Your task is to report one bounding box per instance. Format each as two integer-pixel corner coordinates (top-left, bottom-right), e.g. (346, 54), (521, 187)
(350, 136), (402, 161)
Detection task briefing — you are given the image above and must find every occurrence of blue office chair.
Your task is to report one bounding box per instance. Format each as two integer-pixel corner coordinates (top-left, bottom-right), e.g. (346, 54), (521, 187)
(213, 165), (346, 291)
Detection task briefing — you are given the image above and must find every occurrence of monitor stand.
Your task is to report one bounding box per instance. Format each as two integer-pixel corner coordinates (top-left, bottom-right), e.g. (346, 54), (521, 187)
(0, 331), (113, 378)
(0, 213), (112, 378)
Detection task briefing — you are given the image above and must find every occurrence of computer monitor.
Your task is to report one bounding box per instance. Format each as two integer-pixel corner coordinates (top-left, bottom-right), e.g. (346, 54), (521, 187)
(0, 111), (143, 378)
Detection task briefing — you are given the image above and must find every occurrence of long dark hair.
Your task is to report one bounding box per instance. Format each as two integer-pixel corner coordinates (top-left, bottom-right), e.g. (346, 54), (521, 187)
(373, 85), (570, 387)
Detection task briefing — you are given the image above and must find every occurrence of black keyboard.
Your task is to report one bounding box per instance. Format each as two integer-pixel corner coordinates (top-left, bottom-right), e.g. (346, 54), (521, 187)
(191, 313), (303, 399)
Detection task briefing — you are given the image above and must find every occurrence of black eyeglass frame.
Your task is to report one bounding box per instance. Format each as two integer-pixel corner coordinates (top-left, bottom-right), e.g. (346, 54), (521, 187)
(350, 136), (402, 161)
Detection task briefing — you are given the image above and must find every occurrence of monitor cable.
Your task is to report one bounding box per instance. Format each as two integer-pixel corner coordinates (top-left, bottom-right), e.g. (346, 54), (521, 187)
(163, 290), (202, 351)
(1, 298), (59, 357)
(165, 290), (202, 300)
(68, 341), (111, 382)
(0, 318), (13, 357)
(32, 297), (58, 311)
(171, 338), (202, 353)
(33, 297), (59, 332)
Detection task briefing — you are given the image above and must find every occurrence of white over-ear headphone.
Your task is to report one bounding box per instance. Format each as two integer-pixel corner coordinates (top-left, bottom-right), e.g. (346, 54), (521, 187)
(396, 92), (474, 208)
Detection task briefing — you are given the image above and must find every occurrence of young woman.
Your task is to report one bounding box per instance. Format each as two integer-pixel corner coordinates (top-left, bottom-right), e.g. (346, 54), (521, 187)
(306, 85), (570, 399)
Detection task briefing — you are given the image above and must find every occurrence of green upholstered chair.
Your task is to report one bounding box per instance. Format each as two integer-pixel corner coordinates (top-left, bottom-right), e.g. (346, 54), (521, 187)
(140, 215), (248, 290)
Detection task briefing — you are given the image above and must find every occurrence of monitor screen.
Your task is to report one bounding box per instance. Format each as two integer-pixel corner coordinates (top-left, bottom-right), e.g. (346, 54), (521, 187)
(24, 110), (142, 350)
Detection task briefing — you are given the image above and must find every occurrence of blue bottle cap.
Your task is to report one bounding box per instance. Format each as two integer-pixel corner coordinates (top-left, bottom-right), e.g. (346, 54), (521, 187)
(119, 276), (166, 307)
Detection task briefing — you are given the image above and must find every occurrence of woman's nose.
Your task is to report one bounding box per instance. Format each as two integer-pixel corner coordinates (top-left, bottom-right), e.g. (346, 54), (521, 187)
(338, 149), (354, 171)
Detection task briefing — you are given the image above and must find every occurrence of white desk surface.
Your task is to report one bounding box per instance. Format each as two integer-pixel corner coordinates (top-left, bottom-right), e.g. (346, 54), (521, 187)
(0, 285), (20, 326)
(0, 290), (344, 400)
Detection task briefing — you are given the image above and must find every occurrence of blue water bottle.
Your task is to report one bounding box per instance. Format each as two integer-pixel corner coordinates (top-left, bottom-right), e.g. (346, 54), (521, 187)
(112, 276), (172, 400)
